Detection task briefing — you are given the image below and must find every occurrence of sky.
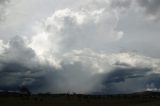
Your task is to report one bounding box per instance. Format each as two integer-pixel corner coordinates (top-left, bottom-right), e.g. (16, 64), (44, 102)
(0, 0), (160, 94)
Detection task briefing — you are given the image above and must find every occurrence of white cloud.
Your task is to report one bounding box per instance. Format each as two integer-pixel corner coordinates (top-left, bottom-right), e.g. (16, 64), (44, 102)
(30, 2), (124, 58)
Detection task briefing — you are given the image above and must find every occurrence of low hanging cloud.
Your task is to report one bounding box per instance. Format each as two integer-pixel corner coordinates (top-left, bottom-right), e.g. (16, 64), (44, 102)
(1, 37), (160, 94)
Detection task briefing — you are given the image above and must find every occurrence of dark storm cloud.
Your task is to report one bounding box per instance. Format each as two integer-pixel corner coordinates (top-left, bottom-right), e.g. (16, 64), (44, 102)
(1, 37), (160, 94)
(0, 36), (97, 93)
(1, 36), (35, 64)
(1, 38), (160, 94)
(96, 67), (160, 94)
(102, 67), (151, 84)
(138, 0), (160, 14)
(0, 36), (53, 92)
(136, 0), (160, 20)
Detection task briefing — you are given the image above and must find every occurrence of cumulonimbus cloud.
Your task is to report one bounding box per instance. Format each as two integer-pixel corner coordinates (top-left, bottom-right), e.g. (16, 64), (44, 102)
(1, 36), (160, 94)
(0, 0), (160, 94)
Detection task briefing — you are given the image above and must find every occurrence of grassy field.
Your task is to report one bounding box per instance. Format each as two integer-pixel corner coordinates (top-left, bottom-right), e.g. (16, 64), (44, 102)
(0, 91), (160, 106)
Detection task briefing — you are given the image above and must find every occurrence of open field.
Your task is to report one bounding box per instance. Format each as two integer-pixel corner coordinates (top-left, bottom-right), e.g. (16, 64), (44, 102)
(0, 91), (160, 106)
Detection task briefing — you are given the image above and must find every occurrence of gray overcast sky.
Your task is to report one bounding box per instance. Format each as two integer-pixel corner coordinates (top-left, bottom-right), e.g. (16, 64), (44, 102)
(0, 0), (160, 94)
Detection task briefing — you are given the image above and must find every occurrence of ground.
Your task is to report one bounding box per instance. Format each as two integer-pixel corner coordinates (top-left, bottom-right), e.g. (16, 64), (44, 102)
(0, 91), (160, 106)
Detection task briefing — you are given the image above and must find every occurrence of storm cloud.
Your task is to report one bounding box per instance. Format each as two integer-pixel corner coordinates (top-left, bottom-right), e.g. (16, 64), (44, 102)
(136, 0), (160, 20)
(1, 38), (160, 94)
(0, 0), (160, 94)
